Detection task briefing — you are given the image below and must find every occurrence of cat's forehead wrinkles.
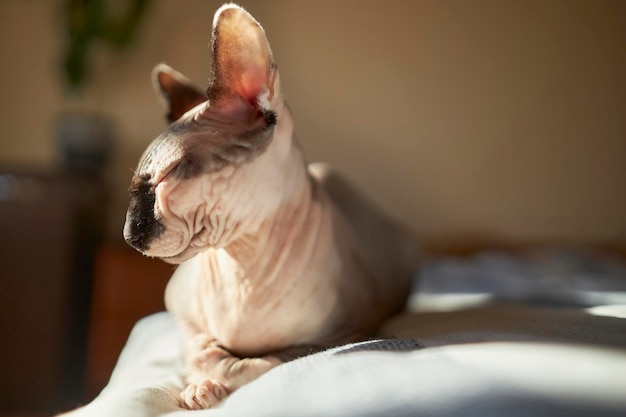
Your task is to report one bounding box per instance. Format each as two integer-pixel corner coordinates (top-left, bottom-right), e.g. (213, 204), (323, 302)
(134, 110), (277, 183)
(157, 120), (203, 148)
(136, 121), (200, 176)
(166, 119), (202, 136)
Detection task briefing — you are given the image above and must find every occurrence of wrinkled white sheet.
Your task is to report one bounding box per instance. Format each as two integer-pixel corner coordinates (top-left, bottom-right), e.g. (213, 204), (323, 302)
(62, 312), (626, 417)
(61, 248), (626, 417)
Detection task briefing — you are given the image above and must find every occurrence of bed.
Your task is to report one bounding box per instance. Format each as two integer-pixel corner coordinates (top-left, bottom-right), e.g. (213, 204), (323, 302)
(60, 247), (626, 417)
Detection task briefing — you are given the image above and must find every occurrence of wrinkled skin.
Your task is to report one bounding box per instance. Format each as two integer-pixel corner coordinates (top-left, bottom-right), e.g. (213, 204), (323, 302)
(123, 4), (419, 410)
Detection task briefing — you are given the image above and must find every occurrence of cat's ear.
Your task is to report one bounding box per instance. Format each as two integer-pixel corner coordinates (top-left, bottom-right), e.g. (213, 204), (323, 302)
(152, 63), (207, 123)
(204, 4), (278, 119)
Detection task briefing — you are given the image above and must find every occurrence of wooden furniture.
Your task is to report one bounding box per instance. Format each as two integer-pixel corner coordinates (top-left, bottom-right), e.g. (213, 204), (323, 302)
(0, 169), (105, 415)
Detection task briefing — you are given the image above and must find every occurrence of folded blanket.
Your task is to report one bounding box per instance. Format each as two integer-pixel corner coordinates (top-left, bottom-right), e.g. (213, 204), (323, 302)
(60, 248), (626, 417)
(59, 310), (626, 417)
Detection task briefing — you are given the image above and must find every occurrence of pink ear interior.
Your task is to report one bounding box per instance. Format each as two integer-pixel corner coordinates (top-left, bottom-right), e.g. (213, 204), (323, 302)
(207, 5), (275, 112)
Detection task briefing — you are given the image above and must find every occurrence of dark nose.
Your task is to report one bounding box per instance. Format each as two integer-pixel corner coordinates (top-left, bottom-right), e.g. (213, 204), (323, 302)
(124, 216), (150, 252)
(125, 174), (164, 252)
(123, 218), (150, 252)
(123, 209), (165, 252)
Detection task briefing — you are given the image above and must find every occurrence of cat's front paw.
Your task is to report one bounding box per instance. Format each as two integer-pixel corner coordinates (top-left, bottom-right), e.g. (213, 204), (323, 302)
(181, 379), (229, 410)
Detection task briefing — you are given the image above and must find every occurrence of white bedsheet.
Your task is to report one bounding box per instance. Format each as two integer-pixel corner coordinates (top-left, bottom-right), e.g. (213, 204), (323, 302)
(61, 312), (626, 417)
(60, 248), (626, 417)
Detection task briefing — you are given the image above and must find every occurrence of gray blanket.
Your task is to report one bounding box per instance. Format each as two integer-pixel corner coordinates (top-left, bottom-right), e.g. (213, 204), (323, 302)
(61, 248), (626, 417)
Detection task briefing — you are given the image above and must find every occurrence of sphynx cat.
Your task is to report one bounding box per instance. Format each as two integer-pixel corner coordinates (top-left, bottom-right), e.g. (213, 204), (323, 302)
(123, 3), (419, 409)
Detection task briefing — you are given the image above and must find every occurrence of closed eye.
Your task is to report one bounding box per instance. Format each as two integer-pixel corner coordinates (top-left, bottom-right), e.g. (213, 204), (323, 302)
(172, 157), (202, 179)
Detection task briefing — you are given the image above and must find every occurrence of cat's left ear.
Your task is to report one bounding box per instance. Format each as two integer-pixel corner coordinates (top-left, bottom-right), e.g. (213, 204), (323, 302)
(204, 4), (279, 119)
(152, 63), (207, 123)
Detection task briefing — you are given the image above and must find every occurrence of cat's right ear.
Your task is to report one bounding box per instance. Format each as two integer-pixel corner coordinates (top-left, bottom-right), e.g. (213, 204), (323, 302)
(152, 63), (207, 123)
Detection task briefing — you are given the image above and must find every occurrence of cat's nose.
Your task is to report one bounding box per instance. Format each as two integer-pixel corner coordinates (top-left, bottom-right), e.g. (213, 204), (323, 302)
(124, 218), (150, 251)
(123, 207), (166, 253)
(124, 228), (145, 252)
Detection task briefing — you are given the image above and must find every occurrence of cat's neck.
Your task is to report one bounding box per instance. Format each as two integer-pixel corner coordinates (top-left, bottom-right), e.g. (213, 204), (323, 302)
(221, 171), (323, 281)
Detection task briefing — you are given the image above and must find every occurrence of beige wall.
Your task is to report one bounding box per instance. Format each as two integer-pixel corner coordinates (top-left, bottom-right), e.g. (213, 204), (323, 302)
(1, 0), (625, 245)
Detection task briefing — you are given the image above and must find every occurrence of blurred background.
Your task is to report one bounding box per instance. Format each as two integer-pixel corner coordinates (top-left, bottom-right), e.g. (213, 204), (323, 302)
(0, 0), (624, 415)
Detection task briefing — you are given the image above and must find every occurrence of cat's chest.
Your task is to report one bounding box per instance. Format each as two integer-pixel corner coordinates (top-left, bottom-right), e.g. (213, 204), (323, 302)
(179, 249), (341, 356)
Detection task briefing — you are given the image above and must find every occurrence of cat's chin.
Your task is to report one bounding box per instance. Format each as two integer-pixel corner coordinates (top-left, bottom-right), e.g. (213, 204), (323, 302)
(160, 245), (203, 265)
